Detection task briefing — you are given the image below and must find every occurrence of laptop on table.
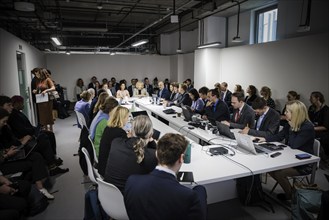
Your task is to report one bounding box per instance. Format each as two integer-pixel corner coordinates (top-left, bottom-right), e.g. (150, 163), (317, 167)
(181, 104), (194, 122)
(233, 132), (271, 155)
(215, 122), (235, 139)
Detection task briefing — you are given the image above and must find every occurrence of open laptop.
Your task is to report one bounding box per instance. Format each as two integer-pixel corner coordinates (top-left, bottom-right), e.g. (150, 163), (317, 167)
(233, 132), (271, 155)
(131, 110), (148, 118)
(8, 139), (38, 161)
(181, 104), (194, 122)
(131, 110), (161, 140)
(215, 121), (235, 139)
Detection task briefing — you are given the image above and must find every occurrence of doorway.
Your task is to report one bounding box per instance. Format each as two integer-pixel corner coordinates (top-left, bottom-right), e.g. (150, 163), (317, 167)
(16, 51), (31, 120)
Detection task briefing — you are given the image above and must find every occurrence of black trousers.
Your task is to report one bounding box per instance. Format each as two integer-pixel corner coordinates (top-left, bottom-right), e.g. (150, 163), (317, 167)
(34, 136), (56, 166)
(0, 180), (31, 218)
(0, 152), (48, 182)
(39, 131), (57, 155)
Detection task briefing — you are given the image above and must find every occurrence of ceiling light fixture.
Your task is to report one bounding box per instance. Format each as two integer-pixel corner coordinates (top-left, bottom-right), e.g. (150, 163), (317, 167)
(232, 0), (243, 43)
(197, 42), (221, 49)
(14, 2), (35, 12)
(51, 37), (62, 46)
(131, 39), (149, 47)
(65, 50), (71, 55)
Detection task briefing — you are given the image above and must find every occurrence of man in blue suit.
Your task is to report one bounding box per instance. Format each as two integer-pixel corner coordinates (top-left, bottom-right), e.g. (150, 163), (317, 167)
(157, 81), (171, 100)
(124, 133), (207, 220)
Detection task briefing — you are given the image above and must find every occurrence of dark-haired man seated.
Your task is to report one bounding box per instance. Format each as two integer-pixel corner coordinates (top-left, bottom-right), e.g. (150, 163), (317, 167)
(124, 133), (207, 220)
(202, 89), (230, 124)
(240, 97), (280, 138)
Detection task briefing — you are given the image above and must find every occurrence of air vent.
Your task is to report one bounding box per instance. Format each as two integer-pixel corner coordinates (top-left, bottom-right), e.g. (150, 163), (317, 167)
(14, 2), (35, 12)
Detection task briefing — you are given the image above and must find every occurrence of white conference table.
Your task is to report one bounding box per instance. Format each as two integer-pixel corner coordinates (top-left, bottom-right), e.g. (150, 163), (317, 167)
(128, 98), (320, 203)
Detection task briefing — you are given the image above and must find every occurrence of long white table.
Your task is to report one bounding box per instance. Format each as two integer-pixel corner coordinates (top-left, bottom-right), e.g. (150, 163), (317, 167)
(129, 98), (320, 203)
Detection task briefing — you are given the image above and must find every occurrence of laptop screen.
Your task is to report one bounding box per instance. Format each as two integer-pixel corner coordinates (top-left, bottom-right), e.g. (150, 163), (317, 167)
(131, 110), (148, 118)
(181, 105), (193, 121)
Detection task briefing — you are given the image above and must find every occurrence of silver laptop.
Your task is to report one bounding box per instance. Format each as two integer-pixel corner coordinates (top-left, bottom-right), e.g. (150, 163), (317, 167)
(233, 133), (270, 155)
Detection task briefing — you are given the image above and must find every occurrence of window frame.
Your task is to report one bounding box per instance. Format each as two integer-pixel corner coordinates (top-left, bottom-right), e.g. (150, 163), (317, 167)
(254, 4), (278, 44)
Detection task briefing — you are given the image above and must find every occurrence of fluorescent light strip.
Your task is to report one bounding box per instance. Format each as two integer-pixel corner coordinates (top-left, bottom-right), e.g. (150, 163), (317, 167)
(197, 42), (221, 49)
(131, 39), (149, 47)
(51, 37), (62, 46)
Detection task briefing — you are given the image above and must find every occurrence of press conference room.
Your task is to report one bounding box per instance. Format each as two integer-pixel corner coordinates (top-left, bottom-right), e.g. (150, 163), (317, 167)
(0, 0), (328, 219)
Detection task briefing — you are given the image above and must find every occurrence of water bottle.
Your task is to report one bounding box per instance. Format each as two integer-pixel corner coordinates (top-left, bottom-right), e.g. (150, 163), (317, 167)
(184, 143), (192, 164)
(131, 101), (136, 112)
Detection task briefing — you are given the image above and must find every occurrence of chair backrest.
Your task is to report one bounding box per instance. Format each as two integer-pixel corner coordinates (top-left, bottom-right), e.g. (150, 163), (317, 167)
(88, 134), (99, 164)
(313, 139), (321, 168)
(97, 178), (129, 220)
(75, 110), (88, 130)
(81, 147), (100, 184)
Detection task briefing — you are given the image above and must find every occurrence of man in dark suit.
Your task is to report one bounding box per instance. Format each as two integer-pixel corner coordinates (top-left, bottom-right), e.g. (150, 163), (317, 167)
(88, 76), (97, 90)
(198, 86), (209, 115)
(124, 133), (207, 220)
(144, 77), (153, 95)
(174, 84), (192, 107)
(220, 82), (232, 112)
(127, 78), (137, 97)
(202, 89), (230, 124)
(157, 81), (170, 100)
(240, 97), (280, 138)
(221, 92), (255, 129)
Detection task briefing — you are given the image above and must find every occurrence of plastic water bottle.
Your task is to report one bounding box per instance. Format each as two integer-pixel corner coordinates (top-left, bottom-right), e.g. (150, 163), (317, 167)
(184, 143), (192, 164)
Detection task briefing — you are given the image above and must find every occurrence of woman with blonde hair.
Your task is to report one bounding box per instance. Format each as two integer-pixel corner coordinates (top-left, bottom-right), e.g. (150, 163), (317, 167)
(98, 106), (130, 176)
(104, 115), (157, 193)
(133, 81), (148, 97)
(256, 100), (315, 201)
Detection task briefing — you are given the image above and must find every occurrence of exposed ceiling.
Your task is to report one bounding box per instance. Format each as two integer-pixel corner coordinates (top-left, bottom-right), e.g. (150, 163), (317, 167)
(0, 0), (276, 54)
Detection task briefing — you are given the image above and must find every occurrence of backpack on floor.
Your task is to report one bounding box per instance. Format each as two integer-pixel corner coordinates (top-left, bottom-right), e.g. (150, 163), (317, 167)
(84, 187), (108, 220)
(28, 185), (49, 216)
(236, 174), (274, 212)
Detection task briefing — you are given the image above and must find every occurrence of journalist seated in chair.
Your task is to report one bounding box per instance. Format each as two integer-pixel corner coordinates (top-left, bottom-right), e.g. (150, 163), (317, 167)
(0, 109), (54, 200)
(74, 91), (92, 128)
(98, 106), (130, 177)
(255, 100), (315, 201)
(124, 133), (207, 220)
(189, 88), (204, 114)
(104, 115), (157, 193)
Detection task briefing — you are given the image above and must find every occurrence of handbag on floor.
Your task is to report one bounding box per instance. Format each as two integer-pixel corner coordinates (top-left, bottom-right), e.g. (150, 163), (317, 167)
(292, 183), (322, 220)
(27, 185), (49, 216)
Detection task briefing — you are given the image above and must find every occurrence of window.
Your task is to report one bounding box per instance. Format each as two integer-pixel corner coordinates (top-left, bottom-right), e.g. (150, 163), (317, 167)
(255, 5), (278, 43)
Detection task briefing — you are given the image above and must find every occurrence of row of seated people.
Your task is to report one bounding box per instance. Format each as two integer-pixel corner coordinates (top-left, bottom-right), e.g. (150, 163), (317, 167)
(78, 83), (328, 205)
(78, 100), (207, 220)
(0, 95), (69, 219)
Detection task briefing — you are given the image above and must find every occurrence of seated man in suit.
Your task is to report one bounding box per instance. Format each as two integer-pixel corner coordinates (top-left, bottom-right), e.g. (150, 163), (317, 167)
(202, 89), (230, 124)
(144, 77), (154, 96)
(221, 92), (255, 129)
(240, 97), (280, 138)
(157, 81), (171, 101)
(124, 133), (207, 220)
(220, 82), (232, 112)
(173, 84), (192, 107)
(198, 86), (209, 115)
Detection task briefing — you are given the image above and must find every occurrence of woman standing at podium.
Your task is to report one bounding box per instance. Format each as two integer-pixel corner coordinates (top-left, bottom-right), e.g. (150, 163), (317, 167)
(257, 100), (315, 201)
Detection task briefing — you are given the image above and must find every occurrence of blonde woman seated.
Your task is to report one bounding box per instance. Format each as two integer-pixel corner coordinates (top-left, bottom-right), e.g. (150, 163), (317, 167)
(256, 100), (315, 201)
(133, 81), (148, 97)
(116, 82), (130, 99)
(104, 115), (157, 193)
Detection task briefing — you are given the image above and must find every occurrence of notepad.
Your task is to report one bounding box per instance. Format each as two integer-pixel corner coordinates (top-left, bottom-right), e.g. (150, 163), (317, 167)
(36, 93), (49, 103)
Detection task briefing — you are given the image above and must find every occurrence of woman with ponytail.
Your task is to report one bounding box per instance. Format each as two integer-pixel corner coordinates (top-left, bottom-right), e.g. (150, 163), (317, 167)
(104, 115), (157, 193)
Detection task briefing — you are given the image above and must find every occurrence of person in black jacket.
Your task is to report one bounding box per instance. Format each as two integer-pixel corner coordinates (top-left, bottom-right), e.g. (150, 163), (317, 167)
(104, 115), (157, 193)
(124, 133), (207, 220)
(174, 84), (192, 107)
(98, 106), (130, 177)
(202, 89), (230, 125)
